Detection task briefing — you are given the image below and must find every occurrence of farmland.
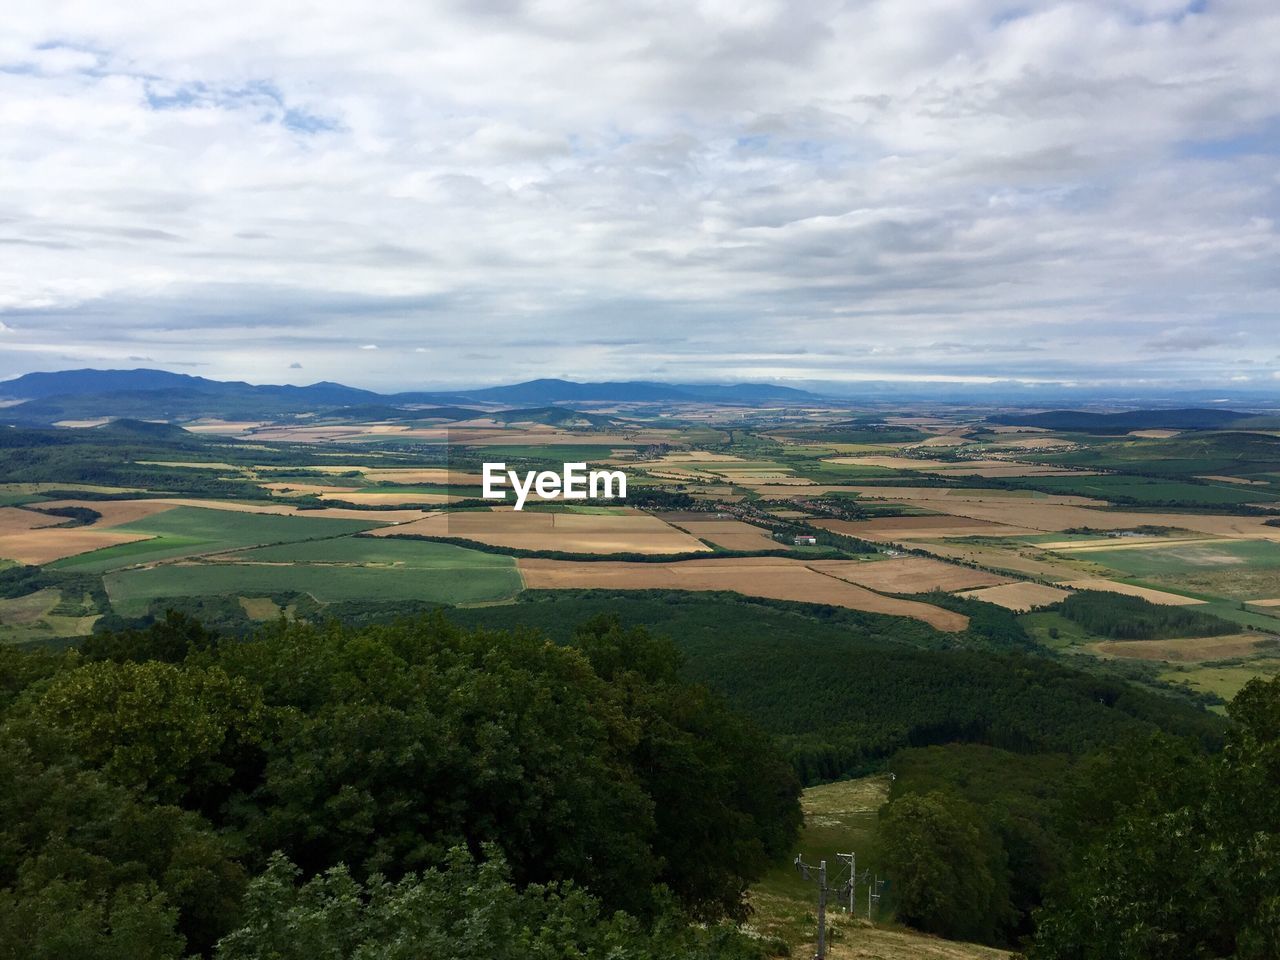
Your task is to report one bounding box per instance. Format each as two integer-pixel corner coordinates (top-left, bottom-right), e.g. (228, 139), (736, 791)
(4, 401), (1280, 674)
(106, 538), (520, 615)
(4, 383), (1277, 959)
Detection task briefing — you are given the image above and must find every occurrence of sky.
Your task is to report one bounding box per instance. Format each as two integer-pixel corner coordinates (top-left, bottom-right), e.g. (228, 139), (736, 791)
(1, 0), (1278, 392)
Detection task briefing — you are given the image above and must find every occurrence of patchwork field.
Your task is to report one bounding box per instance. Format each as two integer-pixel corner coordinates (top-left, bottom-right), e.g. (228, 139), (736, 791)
(0, 586), (100, 644)
(518, 556), (968, 630)
(815, 516), (1040, 541)
(52, 506), (384, 573)
(0, 506), (158, 564)
(371, 507), (710, 555)
(806, 556), (1011, 593)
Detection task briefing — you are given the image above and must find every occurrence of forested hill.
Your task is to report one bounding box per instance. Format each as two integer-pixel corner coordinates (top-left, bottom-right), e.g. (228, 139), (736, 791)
(987, 407), (1254, 431)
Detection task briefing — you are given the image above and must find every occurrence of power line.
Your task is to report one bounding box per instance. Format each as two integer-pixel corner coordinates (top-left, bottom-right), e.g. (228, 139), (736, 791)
(793, 855), (829, 960)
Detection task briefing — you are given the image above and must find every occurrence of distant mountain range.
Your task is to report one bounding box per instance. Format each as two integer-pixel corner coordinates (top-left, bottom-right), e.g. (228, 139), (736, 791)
(0, 368), (823, 425)
(987, 408), (1257, 431)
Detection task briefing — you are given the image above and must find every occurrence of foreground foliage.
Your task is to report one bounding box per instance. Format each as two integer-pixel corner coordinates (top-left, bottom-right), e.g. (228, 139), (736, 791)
(1030, 674), (1280, 960)
(0, 613), (799, 957)
(216, 848), (764, 960)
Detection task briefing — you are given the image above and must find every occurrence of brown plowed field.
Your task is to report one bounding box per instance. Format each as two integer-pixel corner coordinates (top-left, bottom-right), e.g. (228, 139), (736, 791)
(518, 556), (968, 630)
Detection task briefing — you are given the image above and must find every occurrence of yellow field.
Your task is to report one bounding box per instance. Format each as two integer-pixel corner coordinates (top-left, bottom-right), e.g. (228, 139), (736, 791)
(842, 496), (1280, 541)
(260, 482), (362, 496)
(373, 507), (709, 555)
(821, 456), (1086, 477)
(914, 540), (1088, 581)
(518, 557), (969, 630)
(1059, 578), (1206, 605)
(0, 527), (154, 565)
(815, 516), (1040, 541)
(807, 557), (1011, 593)
(668, 519), (781, 551)
(37, 499), (181, 527)
(0, 507), (64, 535)
(955, 582), (1073, 611)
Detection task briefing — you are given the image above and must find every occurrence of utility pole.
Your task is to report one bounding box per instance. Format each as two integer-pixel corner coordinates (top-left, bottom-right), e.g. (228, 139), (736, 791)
(794, 855), (829, 960)
(868, 875), (885, 922)
(836, 851), (856, 914)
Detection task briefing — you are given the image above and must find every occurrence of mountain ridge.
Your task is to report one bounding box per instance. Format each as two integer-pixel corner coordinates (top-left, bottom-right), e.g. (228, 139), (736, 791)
(0, 368), (823, 425)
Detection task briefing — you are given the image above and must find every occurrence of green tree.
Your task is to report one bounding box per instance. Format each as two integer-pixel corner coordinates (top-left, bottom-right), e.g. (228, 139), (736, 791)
(23, 659), (266, 809)
(215, 848), (764, 960)
(877, 790), (1012, 943)
(1031, 675), (1280, 959)
(0, 735), (244, 956)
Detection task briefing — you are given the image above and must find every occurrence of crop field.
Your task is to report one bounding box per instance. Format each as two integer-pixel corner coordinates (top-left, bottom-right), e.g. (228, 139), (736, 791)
(841, 486), (1106, 506)
(832, 495), (1280, 540)
(954, 582), (1073, 611)
(0, 505), (160, 564)
(517, 556), (969, 630)
(664, 518), (781, 551)
(815, 516), (1041, 540)
(1057, 578), (1207, 605)
(52, 506), (383, 572)
(1089, 634), (1272, 663)
(0, 587), (100, 644)
(371, 507), (710, 555)
(1004, 474), (1280, 504)
(106, 537), (520, 614)
(1077, 539), (1280, 578)
(807, 556), (1011, 593)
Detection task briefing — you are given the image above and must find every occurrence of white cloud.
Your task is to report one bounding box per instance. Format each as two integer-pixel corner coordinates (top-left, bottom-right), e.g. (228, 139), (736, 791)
(0, 1), (1277, 388)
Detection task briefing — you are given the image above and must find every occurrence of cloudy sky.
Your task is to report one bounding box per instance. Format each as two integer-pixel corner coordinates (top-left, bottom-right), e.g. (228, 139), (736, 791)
(1, 0), (1278, 391)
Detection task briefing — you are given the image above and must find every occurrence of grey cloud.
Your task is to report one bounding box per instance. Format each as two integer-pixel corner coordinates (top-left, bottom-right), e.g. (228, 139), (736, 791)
(0, 0), (1275, 388)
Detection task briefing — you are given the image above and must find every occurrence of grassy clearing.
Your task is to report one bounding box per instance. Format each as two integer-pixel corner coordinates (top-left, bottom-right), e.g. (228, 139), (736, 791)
(1020, 610), (1100, 650)
(1159, 659), (1280, 703)
(50, 506), (383, 572)
(749, 776), (1010, 958)
(751, 776), (890, 947)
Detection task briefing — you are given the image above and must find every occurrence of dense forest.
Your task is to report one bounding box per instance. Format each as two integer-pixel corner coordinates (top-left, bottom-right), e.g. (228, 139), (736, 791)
(0, 613), (799, 958)
(1058, 589), (1239, 640)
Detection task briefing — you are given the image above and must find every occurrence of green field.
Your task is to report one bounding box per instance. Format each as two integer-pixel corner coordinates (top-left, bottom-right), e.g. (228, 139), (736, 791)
(458, 444), (630, 461)
(105, 536), (521, 615)
(1079, 539), (1280, 578)
(1027, 432), (1280, 479)
(1008, 474), (1279, 504)
(50, 507), (384, 572)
